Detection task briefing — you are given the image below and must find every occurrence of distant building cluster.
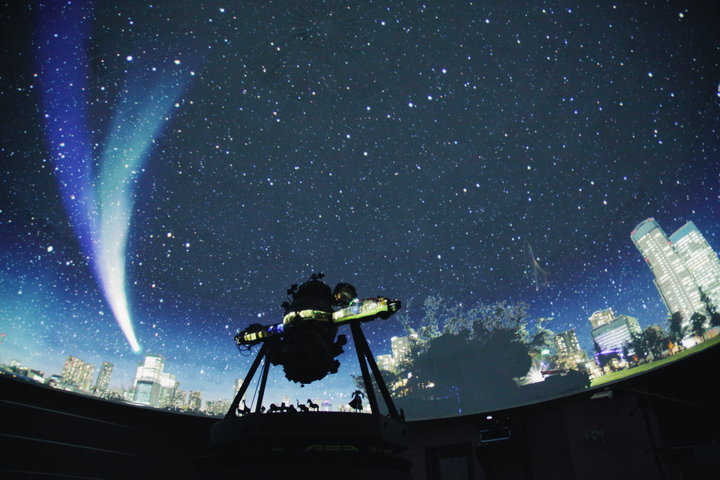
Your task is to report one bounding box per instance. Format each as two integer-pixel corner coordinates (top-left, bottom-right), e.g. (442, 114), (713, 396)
(2, 359), (45, 383)
(0, 353), (346, 417)
(376, 220), (719, 385)
(1, 356), (119, 399)
(0, 354), (207, 415)
(2, 219), (718, 412)
(375, 334), (414, 376)
(204, 398), (230, 416)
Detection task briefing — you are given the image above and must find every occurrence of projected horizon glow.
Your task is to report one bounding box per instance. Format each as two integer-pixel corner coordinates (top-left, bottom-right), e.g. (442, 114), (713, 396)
(1, 0), (718, 418)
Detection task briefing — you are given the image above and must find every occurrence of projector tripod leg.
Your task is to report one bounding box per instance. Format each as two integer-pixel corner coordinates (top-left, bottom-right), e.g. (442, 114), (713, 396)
(350, 321), (403, 421)
(225, 343), (268, 418)
(255, 351), (271, 413)
(351, 321), (380, 414)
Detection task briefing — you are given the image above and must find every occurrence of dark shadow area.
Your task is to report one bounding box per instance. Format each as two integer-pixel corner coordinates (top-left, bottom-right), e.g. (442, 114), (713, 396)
(2, 341), (717, 479)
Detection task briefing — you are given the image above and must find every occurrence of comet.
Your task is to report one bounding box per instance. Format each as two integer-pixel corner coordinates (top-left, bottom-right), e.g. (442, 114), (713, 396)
(36, 0), (192, 353)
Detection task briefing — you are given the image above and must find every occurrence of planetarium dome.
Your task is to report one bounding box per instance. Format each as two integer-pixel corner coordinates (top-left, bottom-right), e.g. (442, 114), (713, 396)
(1, 0), (719, 451)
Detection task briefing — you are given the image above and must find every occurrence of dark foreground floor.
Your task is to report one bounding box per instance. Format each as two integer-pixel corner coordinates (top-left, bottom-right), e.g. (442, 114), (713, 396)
(1, 344), (718, 479)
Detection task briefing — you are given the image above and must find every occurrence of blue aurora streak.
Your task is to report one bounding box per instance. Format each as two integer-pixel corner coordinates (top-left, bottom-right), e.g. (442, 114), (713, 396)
(36, 1), (192, 352)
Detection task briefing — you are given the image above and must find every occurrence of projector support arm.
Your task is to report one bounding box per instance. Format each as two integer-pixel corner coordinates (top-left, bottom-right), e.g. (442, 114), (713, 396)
(227, 321), (403, 421)
(350, 320), (403, 421)
(226, 343), (268, 418)
(352, 320), (379, 414)
(256, 350), (271, 414)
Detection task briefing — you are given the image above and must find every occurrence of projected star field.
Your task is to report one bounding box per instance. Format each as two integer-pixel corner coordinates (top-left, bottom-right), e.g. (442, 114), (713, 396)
(1, 0), (718, 405)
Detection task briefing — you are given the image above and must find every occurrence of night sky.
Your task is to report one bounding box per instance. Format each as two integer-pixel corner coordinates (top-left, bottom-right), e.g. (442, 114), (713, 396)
(1, 0), (719, 411)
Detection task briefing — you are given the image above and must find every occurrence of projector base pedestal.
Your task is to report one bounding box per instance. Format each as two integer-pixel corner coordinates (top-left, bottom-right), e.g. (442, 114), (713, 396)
(197, 412), (410, 479)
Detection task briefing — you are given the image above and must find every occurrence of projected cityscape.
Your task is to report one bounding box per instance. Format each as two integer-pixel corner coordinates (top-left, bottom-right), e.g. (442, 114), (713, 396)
(1, 1), (718, 419)
(3, 217), (719, 417)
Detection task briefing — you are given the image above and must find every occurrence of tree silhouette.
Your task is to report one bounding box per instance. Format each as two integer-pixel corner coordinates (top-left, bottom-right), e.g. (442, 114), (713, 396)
(690, 312), (707, 342)
(711, 310), (720, 329)
(351, 368), (402, 398)
(625, 326), (667, 361)
(391, 298), (560, 415)
(699, 289), (720, 329)
(668, 311), (686, 344)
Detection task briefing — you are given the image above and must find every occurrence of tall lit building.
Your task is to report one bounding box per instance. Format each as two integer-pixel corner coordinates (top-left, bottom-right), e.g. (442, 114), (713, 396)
(631, 218), (709, 326)
(93, 361), (113, 395)
(132, 354), (177, 407)
(376, 354), (396, 373)
(555, 330), (581, 356)
(157, 373), (178, 408)
(188, 390), (202, 411)
(134, 380), (160, 406)
(669, 221), (720, 311)
(554, 330), (589, 371)
(591, 313), (641, 354)
(61, 356), (95, 392)
(204, 399), (230, 416)
(135, 354), (164, 383)
(172, 389), (187, 409)
(391, 336), (412, 364)
(589, 309), (615, 329)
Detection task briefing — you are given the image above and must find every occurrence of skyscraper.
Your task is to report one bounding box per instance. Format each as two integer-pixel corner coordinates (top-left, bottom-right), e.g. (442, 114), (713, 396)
(132, 354), (177, 407)
(555, 330), (582, 357)
(188, 390), (202, 411)
(669, 221), (720, 311)
(61, 356), (95, 392)
(172, 389), (187, 409)
(93, 361), (113, 395)
(391, 335), (412, 364)
(376, 354), (396, 373)
(589, 309), (615, 329)
(204, 399), (230, 416)
(591, 314), (641, 354)
(134, 379), (160, 406)
(554, 329), (588, 371)
(631, 218), (708, 326)
(157, 372), (178, 408)
(135, 354), (164, 383)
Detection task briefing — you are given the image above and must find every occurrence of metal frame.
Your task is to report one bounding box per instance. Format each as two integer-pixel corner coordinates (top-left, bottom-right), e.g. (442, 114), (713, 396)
(226, 321), (403, 421)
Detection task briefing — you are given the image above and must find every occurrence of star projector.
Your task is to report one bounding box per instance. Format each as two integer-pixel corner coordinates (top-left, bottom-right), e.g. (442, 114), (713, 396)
(234, 273), (400, 384)
(204, 274), (409, 478)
